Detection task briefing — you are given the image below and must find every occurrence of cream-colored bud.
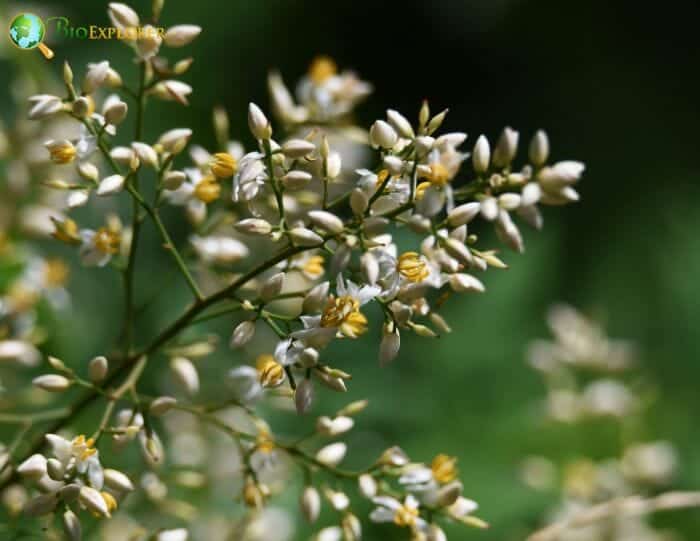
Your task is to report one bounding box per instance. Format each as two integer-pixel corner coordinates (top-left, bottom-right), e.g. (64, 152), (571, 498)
(46, 458), (65, 481)
(97, 174), (125, 196)
(409, 322), (437, 338)
(383, 155), (404, 175)
(78, 486), (110, 518)
(479, 196), (499, 221)
(164, 25), (202, 47)
(295, 379), (315, 414)
(282, 170), (312, 189)
(300, 347), (319, 368)
(230, 320), (256, 348)
(70, 97), (89, 118)
(444, 238), (474, 266)
(104, 468), (134, 492)
(308, 210), (344, 234)
(88, 355), (108, 383)
(426, 108), (448, 135)
(448, 202), (481, 227)
(496, 210), (524, 253)
(379, 329), (400, 366)
(131, 142), (158, 168)
(136, 25), (162, 60)
(234, 218), (272, 235)
(33, 374), (71, 392)
(521, 182), (542, 206)
(303, 281), (329, 313)
(369, 120), (398, 149)
(472, 135), (490, 174)
(337, 399), (368, 417)
(449, 273), (485, 293)
(316, 416), (354, 437)
(430, 312), (452, 334)
(360, 252), (379, 285)
(82, 61), (110, 94)
(162, 170), (186, 190)
(358, 474), (377, 499)
(47, 355), (67, 372)
(108, 3), (140, 29)
(260, 272), (285, 301)
(289, 227), (324, 247)
(315, 370), (348, 392)
(173, 57), (194, 75)
(77, 162), (99, 183)
(62, 509), (81, 541)
(436, 481), (463, 507)
(378, 445), (409, 467)
(248, 103), (272, 140)
(326, 151), (342, 179)
(315, 442), (347, 467)
(60, 484), (81, 503)
(529, 129), (549, 166)
(170, 357), (199, 396)
(63, 61), (74, 86)
(342, 513), (361, 540)
(150, 396), (177, 416)
(414, 136), (435, 157)
(492, 127), (519, 168)
(17, 454), (47, 480)
(387, 109), (415, 139)
(350, 188), (368, 216)
(66, 190), (88, 208)
(301, 485), (321, 522)
(104, 100), (128, 126)
(428, 524), (447, 541)
(158, 128), (192, 154)
(498, 192), (521, 210)
(282, 139), (316, 159)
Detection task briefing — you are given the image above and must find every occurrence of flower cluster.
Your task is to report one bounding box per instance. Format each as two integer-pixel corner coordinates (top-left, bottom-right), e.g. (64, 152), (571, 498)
(0, 1), (587, 539)
(523, 305), (680, 541)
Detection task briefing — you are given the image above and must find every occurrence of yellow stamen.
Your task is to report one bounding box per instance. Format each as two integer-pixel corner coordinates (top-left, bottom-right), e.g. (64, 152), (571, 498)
(94, 227), (121, 255)
(256, 354), (285, 388)
(420, 162), (451, 186)
(210, 152), (237, 178)
(374, 169), (390, 190)
(44, 259), (69, 287)
(51, 218), (81, 245)
(48, 142), (77, 164)
(193, 175), (221, 203)
(394, 503), (419, 528)
(255, 428), (276, 455)
(302, 255), (325, 278)
(415, 181), (431, 201)
(397, 252), (429, 283)
(308, 55), (338, 84)
(320, 295), (368, 338)
(431, 454), (458, 484)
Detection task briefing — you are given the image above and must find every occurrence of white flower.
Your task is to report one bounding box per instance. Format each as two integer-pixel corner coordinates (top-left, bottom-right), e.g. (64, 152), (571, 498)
(232, 152), (266, 202)
(227, 365), (263, 403)
(46, 434), (104, 489)
(370, 494), (427, 532)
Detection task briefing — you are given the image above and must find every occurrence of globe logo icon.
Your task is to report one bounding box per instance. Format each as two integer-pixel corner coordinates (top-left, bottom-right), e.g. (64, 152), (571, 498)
(8, 13), (54, 59)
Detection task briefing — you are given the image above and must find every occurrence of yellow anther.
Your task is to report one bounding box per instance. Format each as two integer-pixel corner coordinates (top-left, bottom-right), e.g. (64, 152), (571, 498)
(210, 152), (237, 178)
(193, 175), (221, 203)
(397, 252), (429, 283)
(431, 453), (458, 484)
(308, 55), (338, 84)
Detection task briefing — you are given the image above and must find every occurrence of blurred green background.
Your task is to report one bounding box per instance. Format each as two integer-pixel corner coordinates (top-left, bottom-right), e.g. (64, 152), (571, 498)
(1, 0), (700, 538)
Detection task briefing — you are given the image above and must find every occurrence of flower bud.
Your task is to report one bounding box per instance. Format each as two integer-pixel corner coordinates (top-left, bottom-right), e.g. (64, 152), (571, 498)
(337, 399), (368, 417)
(234, 218), (272, 235)
(479, 196), (499, 221)
(150, 396), (177, 416)
(414, 136), (435, 157)
(315, 442), (347, 467)
(82, 61), (110, 94)
(350, 188), (368, 216)
(435, 481), (463, 508)
(46, 458), (65, 481)
(23, 494), (57, 517)
(162, 170), (186, 190)
(498, 193), (522, 211)
(28, 94), (63, 120)
(369, 120), (398, 149)
(316, 416), (354, 437)
(77, 162), (99, 183)
(387, 109), (414, 139)
(383, 155), (404, 176)
(492, 127), (519, 168)
(33, 374), (71, 392)
(78, 486), (110, 518)
(308, 210), (344, 234)
(378, 446), (409, 467)
(472, 135), (490, 174)
(360, 252), (379, 285)
(295, 379), (315, 414)
(103, 468), (134, 492)
(358, 474), (377, 498)
(17, 454), (47, 480)
(97, 174), (126, 196)
(231, 320), (256, 348)
(315, 370), (348, 392)
(326, 151), (342, 179)
(164, 24), (202, 47)
(170, 357), (199, 396)
(282, 139), (316, 159)
(444, 238), (474, 267)
(108, 3), (140, 30)
(447, 202), (481, 227)
(379, 329), (400, 366)
(104, 100), (128, 126)
(62, 509), (81, 541)
(449, 273), (485, 293)
(289, 227), (324, 247)
(248, 103), (272, 140)
(0, 340), (40, 366)
(88, 355), (109, 383)
(260, 272), (285, 301)
(158, 128), (192, 154)
(131, 142), (158, 168)
(427, 108), (448, 135)
(529, 129), (549, 166)
(301, 485), (321, 522)
(282, 170), (312, 189)
(63, 61), (74, 86)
